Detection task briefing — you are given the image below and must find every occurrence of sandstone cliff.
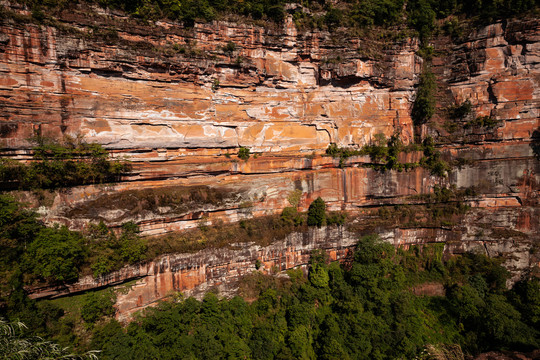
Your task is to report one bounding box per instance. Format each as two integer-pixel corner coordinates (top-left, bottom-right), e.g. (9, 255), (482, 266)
(0, 2), (538, 318)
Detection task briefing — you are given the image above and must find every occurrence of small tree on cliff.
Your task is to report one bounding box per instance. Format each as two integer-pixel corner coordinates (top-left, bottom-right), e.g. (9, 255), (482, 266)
(307, 197), (326, 227)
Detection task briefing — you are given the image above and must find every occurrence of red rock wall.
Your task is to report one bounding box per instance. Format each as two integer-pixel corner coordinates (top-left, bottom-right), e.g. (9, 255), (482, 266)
(27, 227), (360, 321)
(1, 3), (538, 316)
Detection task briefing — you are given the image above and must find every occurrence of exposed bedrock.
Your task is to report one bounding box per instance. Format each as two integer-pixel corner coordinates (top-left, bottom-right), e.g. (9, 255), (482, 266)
(0, 3), (538, 316)
(28, 226), (359, 321)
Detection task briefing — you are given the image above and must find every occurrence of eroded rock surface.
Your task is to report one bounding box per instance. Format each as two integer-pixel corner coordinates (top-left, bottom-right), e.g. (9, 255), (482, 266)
(1, 2), (538, 318)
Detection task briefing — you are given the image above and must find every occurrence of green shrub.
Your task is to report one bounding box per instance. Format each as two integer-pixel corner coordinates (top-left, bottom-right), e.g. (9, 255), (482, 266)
(420, 137), (450, 177)
(449, 100), (472, 119)
(407, 0), (436, 43)
(358, 133), (419, 172)
(326, 211), (347, 226)
(223, 41), (236, 53)
(362, 133), (389, 162)
(0, 137), (131, 191)
(23, 225), (85, 283)
(88, 221), (146, 277)
(411, 66), (437, 126)
(238, 147), (250, 161)
(325, 143), (362, 168)
(307, 197), (326, 227)
(81, 290), (116, 324)
(118, 222), (146, 265)
(280, 206), (304, 226)
(443, 17), (463, 38)
(416, 45), (434, 60)
(323, 7), (343, 30)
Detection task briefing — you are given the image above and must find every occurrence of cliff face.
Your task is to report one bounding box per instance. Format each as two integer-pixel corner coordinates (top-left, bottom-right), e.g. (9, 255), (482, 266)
(0, 2), (538, 318)
(29, 227), (360, 321)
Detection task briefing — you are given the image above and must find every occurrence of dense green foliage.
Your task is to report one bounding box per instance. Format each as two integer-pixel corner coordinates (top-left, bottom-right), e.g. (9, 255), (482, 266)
(325, 143), (363, 168)
(326, 133), (449, 176)
(84, 236), (539, 359)
(306, 197), (326, 227)
(359, 133), (421, 172)
(18, 0), (538, 33)
(411, 66), (437, 126)
(88, 222), (147, 277)
(0, 317), (99, 360)
(282, 198), (346, 227)
(280, 206), (304, 226)
(237, 146), (251, 161)
(419, 136), (451, 177)
(1, 194), (538, 359)
(81, 291), (116, 324)
(0, 137), (131, 191)
(23, 226), (86, 283)
(0, 195), (147, 293)
(0, 195), (147, 351)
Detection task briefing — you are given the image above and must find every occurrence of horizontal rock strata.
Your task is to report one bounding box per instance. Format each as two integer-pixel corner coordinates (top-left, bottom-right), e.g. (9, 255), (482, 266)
(1, 2), (538, 317)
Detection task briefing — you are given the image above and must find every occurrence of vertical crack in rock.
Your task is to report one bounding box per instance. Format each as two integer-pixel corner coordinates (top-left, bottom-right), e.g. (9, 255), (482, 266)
(487, 80), (499, 105)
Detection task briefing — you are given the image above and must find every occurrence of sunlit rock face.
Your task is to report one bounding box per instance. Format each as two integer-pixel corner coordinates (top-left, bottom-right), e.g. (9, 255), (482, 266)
(1, 3), (538, 317)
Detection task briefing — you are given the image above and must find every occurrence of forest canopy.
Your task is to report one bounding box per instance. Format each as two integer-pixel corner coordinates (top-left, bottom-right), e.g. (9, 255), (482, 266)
(19, 0), (540, 31)
(3, 231), (537, 359)
(86, 236), (539, 359)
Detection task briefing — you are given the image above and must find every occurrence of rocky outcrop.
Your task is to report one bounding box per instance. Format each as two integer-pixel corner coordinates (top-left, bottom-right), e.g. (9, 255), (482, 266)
(28, 226), (360, 321)
(1, 2), (538, 317)
(471, 349), (540, 360)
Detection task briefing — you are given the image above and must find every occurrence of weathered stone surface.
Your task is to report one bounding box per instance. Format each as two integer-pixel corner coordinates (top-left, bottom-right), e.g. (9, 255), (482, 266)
(471, 349), (540, 360)
(27, 226), (360, 321)
(1, 3), (539, 318)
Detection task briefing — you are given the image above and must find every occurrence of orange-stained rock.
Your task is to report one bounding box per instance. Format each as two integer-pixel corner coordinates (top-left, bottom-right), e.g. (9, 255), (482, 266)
(1, 4), (539, 318)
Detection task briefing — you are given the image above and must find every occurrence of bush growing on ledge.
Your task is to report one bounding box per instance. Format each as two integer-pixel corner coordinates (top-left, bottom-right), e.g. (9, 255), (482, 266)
(448, 100), (472, 119)
(81, 290), (116, 324)
(237, 146), (251, 161)
(0, 136), (131, 191)
(464, 115), (499, 129)
(326, 211), (347, 225)
(411, 66), (437, 126)
(89, 221), (147, 277)
(325, 143), (362, 167)
(280, 206), (304, 227)
(361, 133), (421, 171)
(420, 136), (450, 177)
(326, 133), (450, 176)
(307, 197), (326, 227)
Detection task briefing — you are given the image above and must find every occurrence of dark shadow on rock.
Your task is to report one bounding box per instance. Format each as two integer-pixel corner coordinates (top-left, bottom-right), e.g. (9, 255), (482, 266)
(531, 127), (540, 161)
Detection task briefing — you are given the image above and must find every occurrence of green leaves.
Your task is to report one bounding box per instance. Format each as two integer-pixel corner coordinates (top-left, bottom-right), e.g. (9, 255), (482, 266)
(307, 197), (326, 227)
(81, 290), (116, 324)
(75, 235), (540, 359)
(0, 137), (131, 191)
(412, 66), (437, 126)
(23, 226), (85, 283)
(0, 317), (99, 360)
(89, 221), (147, 277)
(237, 146), (251, 161)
